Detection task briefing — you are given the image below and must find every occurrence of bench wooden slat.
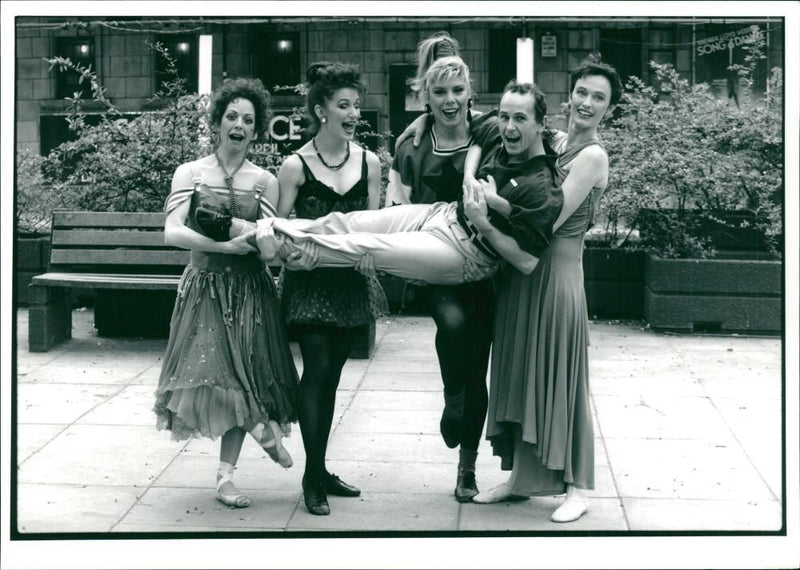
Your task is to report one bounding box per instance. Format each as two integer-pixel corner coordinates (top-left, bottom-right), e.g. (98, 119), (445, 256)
(52, 211), (166, 229)
(32, 272), (181, 290)
(52, 229), (170, 248)
(50, 249), (190, 266)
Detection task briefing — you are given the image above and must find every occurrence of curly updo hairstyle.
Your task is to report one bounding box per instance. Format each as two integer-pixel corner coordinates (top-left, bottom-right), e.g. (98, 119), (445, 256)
(305, 62), (365, 135)
(209, 77), (272, 141)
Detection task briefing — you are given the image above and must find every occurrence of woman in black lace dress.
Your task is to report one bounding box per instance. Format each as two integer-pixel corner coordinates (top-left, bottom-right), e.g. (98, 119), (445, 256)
(276, 62), (383, 516)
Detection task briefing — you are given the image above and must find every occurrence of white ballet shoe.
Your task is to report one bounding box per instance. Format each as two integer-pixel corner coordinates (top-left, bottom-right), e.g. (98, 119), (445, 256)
(472, 481), (529, 504)
(216, 467), (250, 509)
(251, 420), (293, 469)
(550, 495), (589, 523)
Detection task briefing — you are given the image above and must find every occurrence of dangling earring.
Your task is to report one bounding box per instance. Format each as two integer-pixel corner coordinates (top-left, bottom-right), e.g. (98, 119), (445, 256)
(424, 104), (432, 114)
(467, 98), (473, 123)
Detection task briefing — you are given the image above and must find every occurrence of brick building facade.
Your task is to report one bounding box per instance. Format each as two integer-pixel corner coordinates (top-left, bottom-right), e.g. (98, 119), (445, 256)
(15, 16), (783, 156)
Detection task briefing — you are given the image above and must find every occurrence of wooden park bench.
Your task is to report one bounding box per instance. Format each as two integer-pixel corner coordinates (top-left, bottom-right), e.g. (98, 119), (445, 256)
(27, 211), (375, 358)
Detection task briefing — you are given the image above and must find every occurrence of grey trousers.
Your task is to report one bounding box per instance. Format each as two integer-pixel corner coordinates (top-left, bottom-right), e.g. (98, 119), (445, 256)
(263, 202), (497, 285)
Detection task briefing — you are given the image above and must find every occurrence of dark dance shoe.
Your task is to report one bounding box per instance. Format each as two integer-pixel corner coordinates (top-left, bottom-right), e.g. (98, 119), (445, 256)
(440, 389), (465, 449)
(194, 206), (232, 242)
(302, 476), (330, 516)
(324, 472), (361, 497)
(454, 469), (479, 503)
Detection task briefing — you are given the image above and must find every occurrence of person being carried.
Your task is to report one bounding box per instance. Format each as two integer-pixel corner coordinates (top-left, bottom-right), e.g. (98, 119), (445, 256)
(198, 75), (565, 287)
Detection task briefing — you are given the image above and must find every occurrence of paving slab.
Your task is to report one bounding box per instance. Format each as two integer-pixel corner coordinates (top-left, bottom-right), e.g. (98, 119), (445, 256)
(16, 483), (144, 534)
(459, 496), (628, 531)
(8, 307), (789, 544)
(359, 370), (443, 391)
(17, 363), (147, 385)
(605, 437), (777, 503)
(336, 407), (442, 435)
(16, 383), (123, 424)
(326, 432), (460, 464)
(14, 423), (70, 464)
(348, 389), (443, 412)
(622, 497), (783, 531)
(76, 384), (159, 426)
(593, 393), (734, 442)
(119, 487), (299, 531)
(589, 370), (706, 398)
(286, 492), (459, 531)
(154, 452), (303, 493)
(18, 425), (183, 486)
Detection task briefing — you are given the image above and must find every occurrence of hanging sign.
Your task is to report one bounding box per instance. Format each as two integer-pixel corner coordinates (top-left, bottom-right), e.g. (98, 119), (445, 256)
(541, 34), (557, 57)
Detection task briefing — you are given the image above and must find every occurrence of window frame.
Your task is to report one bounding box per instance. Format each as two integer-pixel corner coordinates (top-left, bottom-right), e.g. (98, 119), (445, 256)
(54, 37), (96, 99)
(153, 34), (199, 94)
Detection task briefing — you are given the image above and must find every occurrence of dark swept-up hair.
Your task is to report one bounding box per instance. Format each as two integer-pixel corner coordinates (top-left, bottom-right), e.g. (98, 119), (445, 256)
(502, 80), (547, 124)
(208, 77), (272, 140)
(305, 62), (365, 135)
(569, 60), (623, 106)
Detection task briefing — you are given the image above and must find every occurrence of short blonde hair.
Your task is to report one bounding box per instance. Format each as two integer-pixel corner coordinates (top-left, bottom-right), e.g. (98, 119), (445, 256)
(418, 56), (471, 106)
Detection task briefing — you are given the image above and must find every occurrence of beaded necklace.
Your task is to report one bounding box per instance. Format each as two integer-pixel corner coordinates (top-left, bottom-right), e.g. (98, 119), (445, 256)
(313, 138), (350, 171)
(215, 151), (246, 217)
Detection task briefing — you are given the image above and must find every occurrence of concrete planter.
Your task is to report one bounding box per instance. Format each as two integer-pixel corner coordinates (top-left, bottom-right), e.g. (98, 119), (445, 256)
(583, 247), (645, 319)
(643, 253), (782, 334)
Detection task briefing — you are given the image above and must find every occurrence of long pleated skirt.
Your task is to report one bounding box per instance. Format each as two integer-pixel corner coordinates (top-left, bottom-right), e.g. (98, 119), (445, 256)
(154, 252), (299, 441)
(486, 234), (594, 492)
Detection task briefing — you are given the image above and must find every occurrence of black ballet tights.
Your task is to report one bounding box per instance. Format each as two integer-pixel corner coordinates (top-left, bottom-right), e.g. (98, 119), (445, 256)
(422, 282), (494, 451)
(296, 325), (358, 482)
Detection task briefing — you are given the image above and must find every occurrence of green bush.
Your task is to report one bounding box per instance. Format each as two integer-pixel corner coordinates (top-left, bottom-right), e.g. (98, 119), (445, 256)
(17, 49), (394, 233)
(597, 27), (782, 258)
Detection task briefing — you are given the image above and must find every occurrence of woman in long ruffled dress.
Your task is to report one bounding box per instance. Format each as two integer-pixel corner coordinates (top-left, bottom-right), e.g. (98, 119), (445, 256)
(154, 77), (299, 509)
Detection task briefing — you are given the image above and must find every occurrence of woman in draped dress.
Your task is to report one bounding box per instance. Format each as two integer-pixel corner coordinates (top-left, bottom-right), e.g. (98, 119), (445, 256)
(468, 60), (623, 524)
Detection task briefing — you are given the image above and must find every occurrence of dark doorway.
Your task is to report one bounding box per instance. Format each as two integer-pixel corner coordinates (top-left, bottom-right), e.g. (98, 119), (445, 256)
(388, 64), (422, 154)
(599, 28), (643, 85)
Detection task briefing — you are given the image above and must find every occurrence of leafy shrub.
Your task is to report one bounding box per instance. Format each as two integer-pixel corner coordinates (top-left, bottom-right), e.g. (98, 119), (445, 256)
(18, 55), (395, 233)
(597, 27), (782, 258)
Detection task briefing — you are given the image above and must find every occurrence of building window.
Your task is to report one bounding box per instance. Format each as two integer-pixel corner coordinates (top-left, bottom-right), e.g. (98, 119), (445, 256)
(253, 32), (301, 95)
(154, 34), (198, 94)
(488, 29), (519, 92)
(54, 37), (95, 99)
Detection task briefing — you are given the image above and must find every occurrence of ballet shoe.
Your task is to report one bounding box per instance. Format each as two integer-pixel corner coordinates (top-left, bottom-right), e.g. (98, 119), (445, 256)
(251, 420), (293, 469)
(216, 470), (250, 509)
(472, 481), (529, 504)
(550, 496), (589, 523)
